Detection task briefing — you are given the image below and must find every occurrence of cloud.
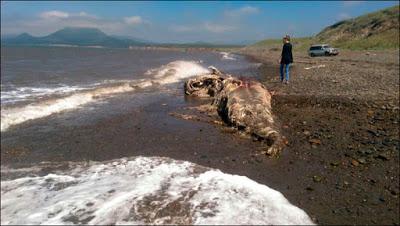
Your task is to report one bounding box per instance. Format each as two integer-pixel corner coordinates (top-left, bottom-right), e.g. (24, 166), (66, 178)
(169, 6), (255, 34)
(204, 23), (236, 33)
(337, 13), (351, 20)
(225, 6), (259, 17)
(124, 16), (143, 25)
(40, 10), (69, 19)
(76, 11), (98, 19)
(39, 10), (98, 20)
(2, 10), (135, 36)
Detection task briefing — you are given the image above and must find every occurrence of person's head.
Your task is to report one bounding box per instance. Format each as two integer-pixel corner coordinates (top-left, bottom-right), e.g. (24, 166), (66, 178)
(284, 35), (290, 43)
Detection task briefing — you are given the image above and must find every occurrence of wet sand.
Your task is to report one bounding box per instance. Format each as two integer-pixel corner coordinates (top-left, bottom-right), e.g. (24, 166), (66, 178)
(1, 49), (399, 225)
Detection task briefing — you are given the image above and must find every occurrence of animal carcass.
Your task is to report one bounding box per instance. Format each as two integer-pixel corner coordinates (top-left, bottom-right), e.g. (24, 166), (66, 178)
(184, 68), (283, 156)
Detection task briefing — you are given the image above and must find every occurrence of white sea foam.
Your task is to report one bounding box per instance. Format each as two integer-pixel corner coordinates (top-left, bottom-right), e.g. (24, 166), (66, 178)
(144, 60), (210, 85)
(1, 156), (314, 225)
(1, 85), (92, 104)
(1, 61), (209, 131)
(0, 84), (135, 131)
(220, 52), (237, 61)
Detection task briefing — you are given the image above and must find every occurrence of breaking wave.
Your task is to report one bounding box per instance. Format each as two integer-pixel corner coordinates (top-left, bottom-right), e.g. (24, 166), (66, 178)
(1, 61), (209, 131)
(1, 156), (314, 225)
(1, 84), (99, 104)
(220, 52), (237, 61)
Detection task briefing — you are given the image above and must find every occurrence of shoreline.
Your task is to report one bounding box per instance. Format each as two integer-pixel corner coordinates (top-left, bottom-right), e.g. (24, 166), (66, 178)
(1, 48), (399, 225)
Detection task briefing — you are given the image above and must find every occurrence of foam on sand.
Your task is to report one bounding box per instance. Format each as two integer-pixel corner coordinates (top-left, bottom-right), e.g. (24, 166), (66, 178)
(1, 156), (314, 225)
(1, 61), (209, 131)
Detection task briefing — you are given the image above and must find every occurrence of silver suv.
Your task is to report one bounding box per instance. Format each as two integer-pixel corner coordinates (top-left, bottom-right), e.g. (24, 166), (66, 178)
(308, 44), (339, 57)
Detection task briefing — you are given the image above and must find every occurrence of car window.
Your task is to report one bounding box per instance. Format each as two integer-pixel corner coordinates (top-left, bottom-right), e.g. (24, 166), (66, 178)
(310, 46), (321, 50)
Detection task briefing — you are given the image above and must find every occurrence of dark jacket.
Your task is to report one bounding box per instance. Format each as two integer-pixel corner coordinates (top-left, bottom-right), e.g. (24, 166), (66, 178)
(281, 43), (293, 64)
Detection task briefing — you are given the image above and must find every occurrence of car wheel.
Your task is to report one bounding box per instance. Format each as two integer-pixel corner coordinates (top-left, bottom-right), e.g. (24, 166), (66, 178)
(310, 53), (315, 57)
(325, 52), (330, 56)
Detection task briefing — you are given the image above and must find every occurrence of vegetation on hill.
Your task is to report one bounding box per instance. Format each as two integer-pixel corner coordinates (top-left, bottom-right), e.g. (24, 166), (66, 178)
(249, 5), (399, 51)
(316, 5), (399, 50)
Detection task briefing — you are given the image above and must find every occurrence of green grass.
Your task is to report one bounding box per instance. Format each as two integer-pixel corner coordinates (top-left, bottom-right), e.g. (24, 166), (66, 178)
(332, 29), (399, 50)
(248, 5), (399, 51)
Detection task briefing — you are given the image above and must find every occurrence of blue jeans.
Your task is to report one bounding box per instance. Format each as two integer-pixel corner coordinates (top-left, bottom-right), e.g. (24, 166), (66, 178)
(280, 63), (291, 81)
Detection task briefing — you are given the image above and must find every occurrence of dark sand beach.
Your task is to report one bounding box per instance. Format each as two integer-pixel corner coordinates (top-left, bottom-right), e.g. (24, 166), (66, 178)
(2, 47), (399, 224)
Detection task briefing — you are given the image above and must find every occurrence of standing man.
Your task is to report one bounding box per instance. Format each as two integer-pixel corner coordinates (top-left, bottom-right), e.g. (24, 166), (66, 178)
(279, 35), (293, 84)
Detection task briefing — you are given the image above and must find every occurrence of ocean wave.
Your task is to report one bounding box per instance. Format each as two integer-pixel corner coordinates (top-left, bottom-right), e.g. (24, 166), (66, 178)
(1, 85), (94, 104)
(144, 60), (210, 84)
(1, 156), (314, 225)
(220, 52), (237, 61)
(0, 83), (135, 131)
(1, 61), (209, 131)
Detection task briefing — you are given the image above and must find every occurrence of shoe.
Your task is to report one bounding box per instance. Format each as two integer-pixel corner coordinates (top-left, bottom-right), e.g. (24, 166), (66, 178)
(284, 80), (289, 84)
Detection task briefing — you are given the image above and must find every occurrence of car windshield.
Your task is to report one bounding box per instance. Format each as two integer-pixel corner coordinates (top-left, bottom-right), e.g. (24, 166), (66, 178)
(323, 45), (331, 48)
(310, 46), (321, 50)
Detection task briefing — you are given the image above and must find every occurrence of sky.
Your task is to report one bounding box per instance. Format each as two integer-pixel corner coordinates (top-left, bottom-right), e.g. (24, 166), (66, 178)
(1, 1), (398, 44)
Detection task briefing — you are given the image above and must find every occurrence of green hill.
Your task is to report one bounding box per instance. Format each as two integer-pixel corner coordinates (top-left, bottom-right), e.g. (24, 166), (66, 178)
(249, 5), (399, 51)
(316, 5), (399, 50)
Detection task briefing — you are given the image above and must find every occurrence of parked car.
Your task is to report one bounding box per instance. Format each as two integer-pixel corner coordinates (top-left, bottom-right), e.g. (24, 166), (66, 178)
(308, 44), (339, 57)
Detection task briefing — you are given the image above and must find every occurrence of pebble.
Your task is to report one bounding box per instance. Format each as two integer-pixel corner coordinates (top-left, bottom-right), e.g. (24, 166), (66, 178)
(367, 129), (378, 136)
(375, 153), (390, 161)
(369, 178), (377, 184)
(331, 161), (340, 166)
(357, 157), (367, 164)
(313, 175), (322, 182)
(306, 186), (314, 191)
(309, 138), (322, 145)
(365, 149), (373, 155)
(351, 159), (359, 166)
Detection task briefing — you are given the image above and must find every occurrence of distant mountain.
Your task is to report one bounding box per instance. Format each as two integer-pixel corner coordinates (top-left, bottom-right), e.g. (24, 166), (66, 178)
(110, 35), (155, 44)
(1, 33), (20, 39)
(2, 27), (149, 47)
(2, 27), (244, 48)
(4, 33), (40, 45)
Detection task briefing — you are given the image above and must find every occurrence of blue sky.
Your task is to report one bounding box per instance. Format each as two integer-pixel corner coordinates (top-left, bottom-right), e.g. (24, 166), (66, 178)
(1, 1), (398, 44)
